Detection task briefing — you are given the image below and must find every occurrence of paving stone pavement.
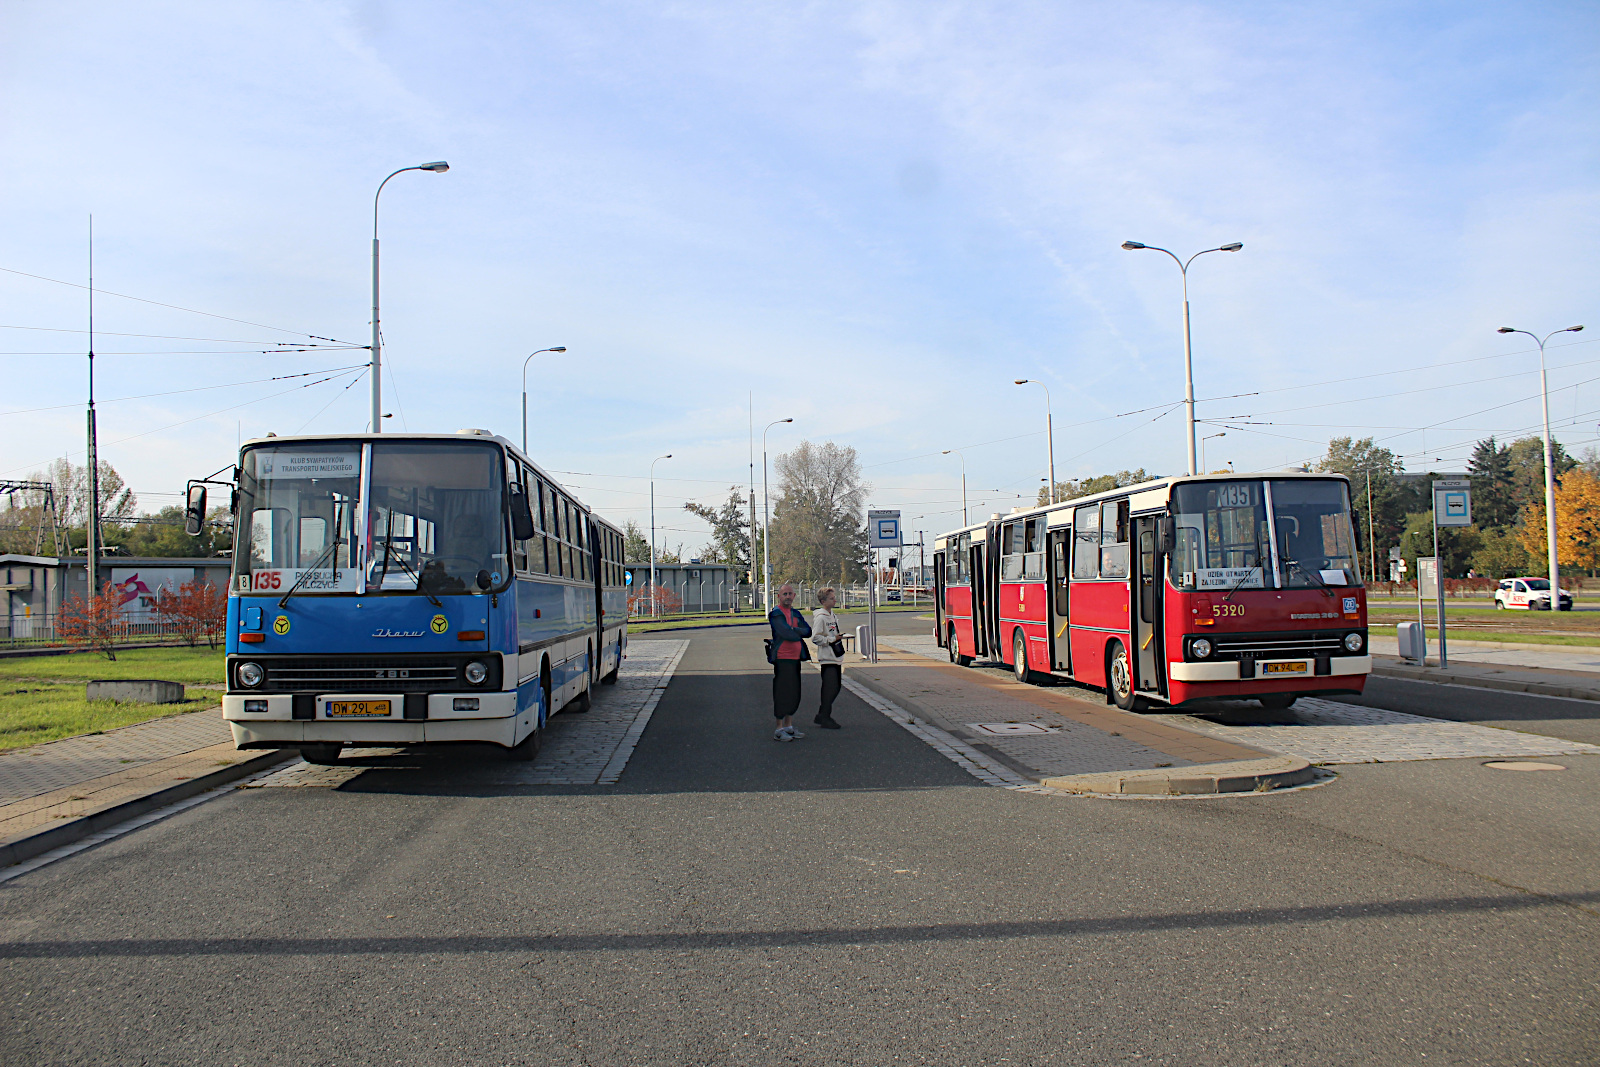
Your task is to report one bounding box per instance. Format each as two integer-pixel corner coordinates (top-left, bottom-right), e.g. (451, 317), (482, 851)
(1158, 698), (1600, 765)
(246, 639), (691, 788)
(0, 708), (229, 805)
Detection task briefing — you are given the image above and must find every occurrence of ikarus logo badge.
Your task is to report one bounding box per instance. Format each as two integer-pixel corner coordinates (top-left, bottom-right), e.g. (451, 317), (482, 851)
(431, 614), (449, 635)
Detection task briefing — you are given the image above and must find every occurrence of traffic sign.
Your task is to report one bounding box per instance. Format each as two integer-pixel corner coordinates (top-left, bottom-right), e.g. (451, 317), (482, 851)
(1433, 479), (1472, 527)
(868, 509), (902, 548)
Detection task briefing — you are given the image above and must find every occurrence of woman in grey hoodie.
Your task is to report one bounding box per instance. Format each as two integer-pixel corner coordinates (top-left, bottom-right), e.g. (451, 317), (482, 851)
(810, 587), (845, 729)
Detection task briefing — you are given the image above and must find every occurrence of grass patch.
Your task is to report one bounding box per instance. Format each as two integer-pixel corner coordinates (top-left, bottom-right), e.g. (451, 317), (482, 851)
(0, 683), (218, 752)
(0, 646), (226, 686)
(1367, 623), (1600, 647)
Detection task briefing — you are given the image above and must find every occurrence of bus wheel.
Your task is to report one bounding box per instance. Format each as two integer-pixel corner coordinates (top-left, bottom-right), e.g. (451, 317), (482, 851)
(299, 743), (342, 765)
(1012, 630), (1032, 685)
(506, 722), (541, 761)
(602, 641), (620, 684)
(1108, 641), (1139, 711)
(573, 674), (593, 713)
(949, 627), (972, 668)
(1259, 693), (1297, 711)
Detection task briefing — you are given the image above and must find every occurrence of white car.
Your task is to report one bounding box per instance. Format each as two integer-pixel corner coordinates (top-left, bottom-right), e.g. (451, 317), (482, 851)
(1494, 577), (1573, 611)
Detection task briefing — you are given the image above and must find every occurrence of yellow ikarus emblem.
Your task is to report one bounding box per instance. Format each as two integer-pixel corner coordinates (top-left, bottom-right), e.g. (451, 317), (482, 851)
(273, 615), (290, 635)
(430, 614), (449, 634)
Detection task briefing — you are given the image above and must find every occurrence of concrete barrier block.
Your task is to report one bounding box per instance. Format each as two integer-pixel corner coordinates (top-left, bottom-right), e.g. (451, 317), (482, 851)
(86, 679), (186, 704)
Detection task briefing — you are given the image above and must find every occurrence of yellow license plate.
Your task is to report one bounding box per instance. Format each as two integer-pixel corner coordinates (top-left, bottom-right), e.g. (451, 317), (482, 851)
(1264, 662), (1307, 675)
(326, 700), (391, 718)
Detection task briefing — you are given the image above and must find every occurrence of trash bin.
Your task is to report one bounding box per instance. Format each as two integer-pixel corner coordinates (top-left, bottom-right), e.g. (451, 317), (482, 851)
(1396, 621), (1427, 664)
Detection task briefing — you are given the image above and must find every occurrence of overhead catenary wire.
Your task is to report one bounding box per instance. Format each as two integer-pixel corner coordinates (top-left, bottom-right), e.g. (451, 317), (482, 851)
(0, 264), (364, 347)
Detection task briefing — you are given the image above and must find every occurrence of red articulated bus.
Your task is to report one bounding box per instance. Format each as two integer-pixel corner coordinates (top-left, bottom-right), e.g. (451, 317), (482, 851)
(933, 472), (1371, 710)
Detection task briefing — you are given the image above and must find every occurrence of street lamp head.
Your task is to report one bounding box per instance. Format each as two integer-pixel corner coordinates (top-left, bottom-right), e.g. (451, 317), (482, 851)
(1220, 242), (1243, 252)
(1567, 325), (1585, 333)
(942, 450), (952, 455)
(782, 418), (793, 424)
(549, 346), (567, 352)
(1121, 241), (1146, 250)
(419, 161), (450, 173)
(1013, 379), (1029, 385)
(1497, 327), (1517, 334)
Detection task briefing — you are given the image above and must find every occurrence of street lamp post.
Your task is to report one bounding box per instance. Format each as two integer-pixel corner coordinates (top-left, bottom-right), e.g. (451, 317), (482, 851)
(1498, 324), (1585, 605)
(371, 161), (449, 433)
(1014, 380), (1055, 503)
(1201, 431), (1226, 472)
(941, 450), (968, 525)
(1121, 239), (1243, 476)
(520, 347), (568, 453)
(650, 454), (672, 617)
(762, 418), (793, 614)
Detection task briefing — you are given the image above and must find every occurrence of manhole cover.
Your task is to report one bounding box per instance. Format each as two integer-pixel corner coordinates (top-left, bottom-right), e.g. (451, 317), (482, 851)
(969, 722), (1054, 736)
(1483, 761), (1566, 772)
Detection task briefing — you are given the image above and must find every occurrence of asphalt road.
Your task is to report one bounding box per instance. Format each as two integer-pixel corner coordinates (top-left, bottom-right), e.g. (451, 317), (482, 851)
(1, 616), (1596, 1065)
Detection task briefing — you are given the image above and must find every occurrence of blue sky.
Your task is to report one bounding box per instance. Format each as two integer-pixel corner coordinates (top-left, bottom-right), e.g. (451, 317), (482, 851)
(1, 1), (1596, 551)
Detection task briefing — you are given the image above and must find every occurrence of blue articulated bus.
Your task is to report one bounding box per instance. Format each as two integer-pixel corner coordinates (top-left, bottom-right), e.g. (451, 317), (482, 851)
(201, 429), (627, 764)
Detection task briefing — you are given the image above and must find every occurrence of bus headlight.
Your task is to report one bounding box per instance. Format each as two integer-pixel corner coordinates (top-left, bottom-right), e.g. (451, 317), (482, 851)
(237, 661), (264, 688)
(1189, 637), (1212, 660)
(1343, 632), (1366, 654)
(464, 660), (489, 686)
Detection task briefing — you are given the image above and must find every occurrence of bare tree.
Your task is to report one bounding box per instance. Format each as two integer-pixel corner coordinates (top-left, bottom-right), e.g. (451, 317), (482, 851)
(768, 441), (869, 585)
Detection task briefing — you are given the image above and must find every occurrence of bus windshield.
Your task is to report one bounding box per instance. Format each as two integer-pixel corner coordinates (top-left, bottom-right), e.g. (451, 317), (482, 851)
(368, 441), (507, 595)
(235, 440), (509, 596)
(1170, 478), (1359, 590)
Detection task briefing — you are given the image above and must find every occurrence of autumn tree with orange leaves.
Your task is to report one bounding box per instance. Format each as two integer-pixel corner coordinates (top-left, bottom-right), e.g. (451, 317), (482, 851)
(1519, 467), (1600, 576)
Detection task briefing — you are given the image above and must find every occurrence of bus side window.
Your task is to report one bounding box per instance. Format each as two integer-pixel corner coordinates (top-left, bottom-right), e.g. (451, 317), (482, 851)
(1072, 506), (1099, 579)
(1001, 521), (1022, 580)
(1101, 500), (1130, 579)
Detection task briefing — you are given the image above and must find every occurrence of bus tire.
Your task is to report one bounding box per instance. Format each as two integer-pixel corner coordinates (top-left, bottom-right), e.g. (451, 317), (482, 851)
(949, 626), (972, 668)
(1259, 693), (1297, 711)
(1108, 640), (1141, 711)
(506, 722), (541, 761)
(299, 743), (342, 765)
(1012, 630), (1032, 685)
(602, 640), (620, 684)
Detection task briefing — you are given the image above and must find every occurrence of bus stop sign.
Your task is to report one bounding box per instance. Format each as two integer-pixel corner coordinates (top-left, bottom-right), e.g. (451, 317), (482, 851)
(868, 510), (902, 548)
(1433, 479), (1472, 527)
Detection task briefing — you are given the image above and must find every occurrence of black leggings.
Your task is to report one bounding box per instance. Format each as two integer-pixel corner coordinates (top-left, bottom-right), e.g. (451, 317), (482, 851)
(818, 663), (841, 721)
(772, 660), (802, 719)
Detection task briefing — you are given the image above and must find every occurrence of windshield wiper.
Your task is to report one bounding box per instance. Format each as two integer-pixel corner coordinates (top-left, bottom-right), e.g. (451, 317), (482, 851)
(1284, 558), (1336, 597)
(1222, 567), (1258, 602)
(278, 499), (345, 609)
(370, 510), (441, 606)
(388, 552), (442, 608)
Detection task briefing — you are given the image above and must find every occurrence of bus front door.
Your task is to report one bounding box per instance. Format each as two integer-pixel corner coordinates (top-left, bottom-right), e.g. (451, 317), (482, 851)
(1133, 516), (1165, 695)
(969, 542), (988, 657)
(933, 550), (946, 647)
(1049, 529), (1070, 672)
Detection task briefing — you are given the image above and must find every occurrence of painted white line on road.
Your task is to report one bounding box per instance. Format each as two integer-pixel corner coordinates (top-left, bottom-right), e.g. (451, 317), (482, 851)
(598, 639), (690, 784)
(841, 677), (1056, 794)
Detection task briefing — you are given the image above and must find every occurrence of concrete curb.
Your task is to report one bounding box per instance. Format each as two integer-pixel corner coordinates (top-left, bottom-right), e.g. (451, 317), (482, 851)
(1040, 756), (1315, 796)
(1371, 661), (1600, 702)
(0, 748), (296, 869)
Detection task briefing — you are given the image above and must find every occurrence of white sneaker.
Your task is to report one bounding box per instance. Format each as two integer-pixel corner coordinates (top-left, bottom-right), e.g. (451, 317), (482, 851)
(774, 727), (793, 741)
(786, 727), (805, 739)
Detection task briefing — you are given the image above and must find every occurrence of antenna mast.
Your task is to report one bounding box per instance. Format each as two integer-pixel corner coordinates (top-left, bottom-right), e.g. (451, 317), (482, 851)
(86, 217), (101, 600)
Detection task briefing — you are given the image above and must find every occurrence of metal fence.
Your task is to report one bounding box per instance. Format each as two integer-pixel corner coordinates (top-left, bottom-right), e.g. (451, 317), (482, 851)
(0, 613), (212, 650)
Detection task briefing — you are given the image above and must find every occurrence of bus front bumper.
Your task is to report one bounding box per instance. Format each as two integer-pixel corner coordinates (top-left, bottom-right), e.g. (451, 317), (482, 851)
(224, 691), (528, 749)
(1167, 656), (1371, 682)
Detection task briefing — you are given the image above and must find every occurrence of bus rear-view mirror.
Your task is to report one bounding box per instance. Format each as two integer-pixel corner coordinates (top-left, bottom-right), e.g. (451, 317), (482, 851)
(509, 488), (536, 541)
(184, 484), (207, 536)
